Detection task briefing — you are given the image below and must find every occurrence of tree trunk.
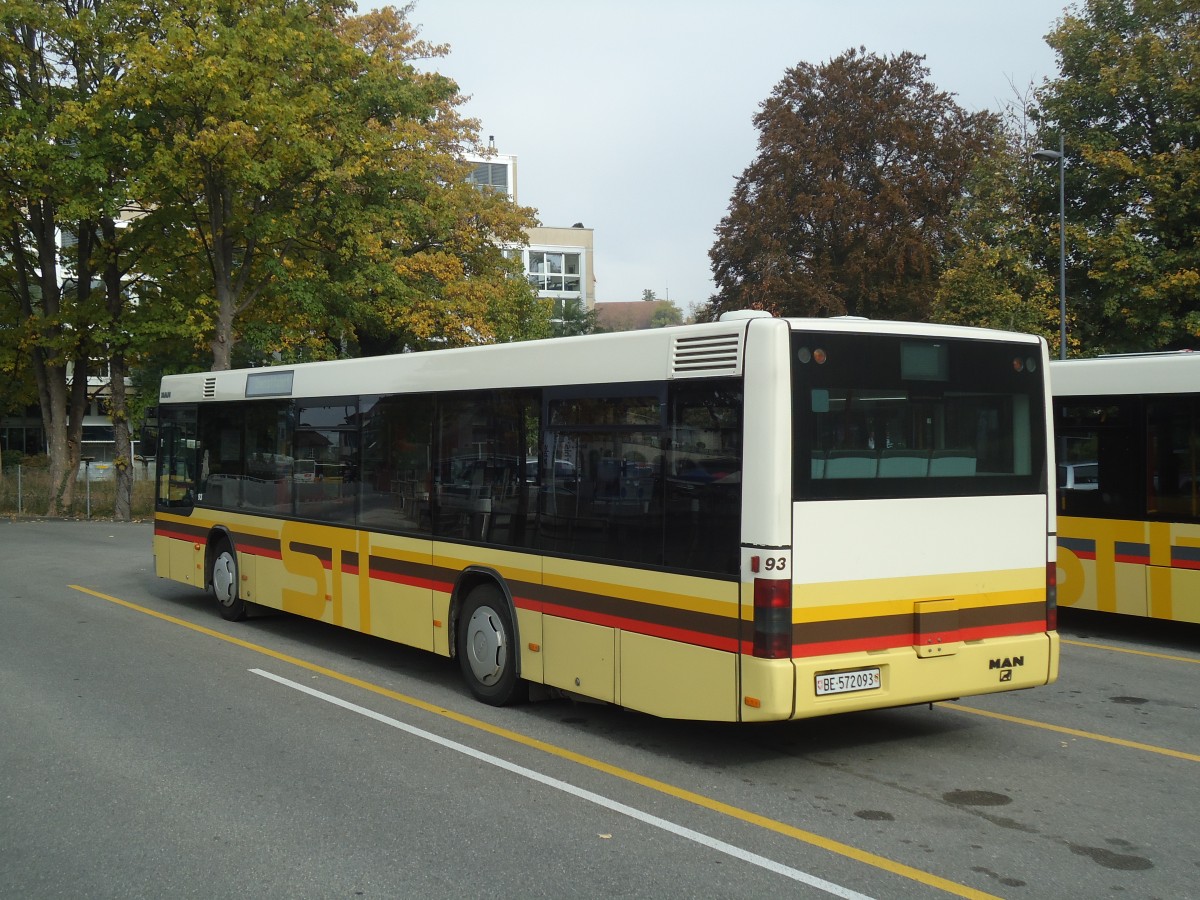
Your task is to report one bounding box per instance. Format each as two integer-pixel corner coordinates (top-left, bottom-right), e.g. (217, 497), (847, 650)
(43, 365), (72, 517)
(207, 184), (240, 371)
(102, 217), (134, 521)
(210, 292), (237, 371)
(110, 353), (133, 521)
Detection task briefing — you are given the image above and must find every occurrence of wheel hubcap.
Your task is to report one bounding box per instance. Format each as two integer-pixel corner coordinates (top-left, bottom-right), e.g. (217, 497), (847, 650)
(464, 606), (506, 685)
(213, 553), (236, 606)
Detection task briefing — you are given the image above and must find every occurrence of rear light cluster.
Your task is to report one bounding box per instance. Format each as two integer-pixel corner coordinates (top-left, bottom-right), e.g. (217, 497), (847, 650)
(753, 577), (792, 659)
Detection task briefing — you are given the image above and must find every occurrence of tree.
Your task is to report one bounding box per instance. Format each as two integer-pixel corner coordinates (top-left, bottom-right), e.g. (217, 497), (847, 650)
(295, 7), (547, 356)
(649, 302), (683, 329)
(2, 1), (546, 516)
(931, 93), (1065, 350)
(1035, 0), (1200, 353)
(706, 48), (998, 322)
(548, 296), (595, 338)
(2, 0), (204, 518)
(119, 1), (541, 370)
(1, 0), (114, 514)
(68, 0), (173, 520)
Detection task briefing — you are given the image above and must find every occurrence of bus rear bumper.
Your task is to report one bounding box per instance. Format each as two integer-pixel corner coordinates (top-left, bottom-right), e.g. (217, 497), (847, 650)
(740, 631), (1059, 722)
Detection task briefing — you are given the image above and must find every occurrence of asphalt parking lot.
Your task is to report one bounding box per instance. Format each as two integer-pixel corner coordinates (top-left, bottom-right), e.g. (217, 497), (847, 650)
(2, 519), (1197, 899)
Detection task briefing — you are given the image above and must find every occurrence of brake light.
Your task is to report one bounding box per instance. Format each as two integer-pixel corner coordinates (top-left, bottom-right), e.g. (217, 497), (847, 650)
(753, 578), (792, 659)
(1046, 561), (1058, 631)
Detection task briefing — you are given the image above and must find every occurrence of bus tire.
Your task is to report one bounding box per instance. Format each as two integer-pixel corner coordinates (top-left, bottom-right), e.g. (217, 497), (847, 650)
(211, 541), (246, 622)
(457, 584), (524, 706)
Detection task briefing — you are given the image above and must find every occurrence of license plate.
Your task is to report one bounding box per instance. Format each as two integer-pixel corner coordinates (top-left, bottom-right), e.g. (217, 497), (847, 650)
(814, 667), (881, 696)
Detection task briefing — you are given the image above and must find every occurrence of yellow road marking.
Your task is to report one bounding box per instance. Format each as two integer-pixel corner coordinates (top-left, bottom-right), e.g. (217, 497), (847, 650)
(1061, 637), (1200, 665)
(941, 702), (1200, 763)
(71, 584), (997, 900)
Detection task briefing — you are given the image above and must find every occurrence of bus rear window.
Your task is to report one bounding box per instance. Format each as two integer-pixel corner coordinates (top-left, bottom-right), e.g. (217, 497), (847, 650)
(793, 332), (1046, 499)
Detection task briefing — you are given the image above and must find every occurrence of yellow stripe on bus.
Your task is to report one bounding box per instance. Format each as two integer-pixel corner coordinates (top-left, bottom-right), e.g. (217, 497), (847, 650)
(792, 568), (1044, 607)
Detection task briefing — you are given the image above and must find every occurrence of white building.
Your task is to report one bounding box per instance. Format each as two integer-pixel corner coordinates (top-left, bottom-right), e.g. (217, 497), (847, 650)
(465, 149), (595, 313)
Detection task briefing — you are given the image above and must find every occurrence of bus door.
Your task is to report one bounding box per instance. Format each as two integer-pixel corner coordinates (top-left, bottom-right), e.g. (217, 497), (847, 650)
(154, 407), (203, 585)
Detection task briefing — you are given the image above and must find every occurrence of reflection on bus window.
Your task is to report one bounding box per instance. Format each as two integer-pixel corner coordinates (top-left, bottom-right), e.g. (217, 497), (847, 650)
(156, 408), (197, 508)
(794, 333), (1044, 500)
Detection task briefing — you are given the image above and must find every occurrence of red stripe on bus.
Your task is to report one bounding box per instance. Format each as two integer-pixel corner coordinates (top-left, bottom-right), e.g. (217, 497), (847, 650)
(959, 619), (1047, 641)
(368, 568), (447, 593)
(1072, 553), (1200, 571)
(237, 544), (282, 560)
(513, 595), (544, 613)
(540, 600), (740, 653)
(790, 619), (1047, 658)
(155, 527), (205, 545)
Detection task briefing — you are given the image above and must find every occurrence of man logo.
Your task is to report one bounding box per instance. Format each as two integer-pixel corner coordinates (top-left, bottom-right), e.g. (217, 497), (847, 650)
(990, 656), (1023, 683)
(989, 656), (1024, 670)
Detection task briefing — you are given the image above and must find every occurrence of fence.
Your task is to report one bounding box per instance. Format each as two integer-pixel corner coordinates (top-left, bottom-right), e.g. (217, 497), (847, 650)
(0, 463), (156, 519)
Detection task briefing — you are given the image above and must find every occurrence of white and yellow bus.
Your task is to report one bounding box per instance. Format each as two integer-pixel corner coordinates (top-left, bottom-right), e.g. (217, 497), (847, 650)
(1052, 352), (1200, 624)
(152, 312), (1059, 721)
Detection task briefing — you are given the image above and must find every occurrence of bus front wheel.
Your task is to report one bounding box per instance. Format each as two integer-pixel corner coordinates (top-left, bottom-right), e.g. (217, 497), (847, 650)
(211, 542), (246, 622)
(457, 584), (524, 706)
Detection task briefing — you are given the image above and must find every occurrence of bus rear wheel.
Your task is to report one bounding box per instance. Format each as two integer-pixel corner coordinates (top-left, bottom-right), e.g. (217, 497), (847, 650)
(211, 541), (246, 622)
(457, 584), (525, 706)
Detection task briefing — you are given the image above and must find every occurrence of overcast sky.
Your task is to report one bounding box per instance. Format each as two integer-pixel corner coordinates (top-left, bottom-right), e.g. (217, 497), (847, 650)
(399, 0), (1066, 309)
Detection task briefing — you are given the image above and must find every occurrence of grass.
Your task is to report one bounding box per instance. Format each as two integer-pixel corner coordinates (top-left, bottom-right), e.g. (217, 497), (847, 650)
(0, 467), (156, 519)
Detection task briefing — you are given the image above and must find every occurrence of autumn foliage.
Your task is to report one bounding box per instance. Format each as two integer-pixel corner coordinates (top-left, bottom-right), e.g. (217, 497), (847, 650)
(707, 48), (998, 323)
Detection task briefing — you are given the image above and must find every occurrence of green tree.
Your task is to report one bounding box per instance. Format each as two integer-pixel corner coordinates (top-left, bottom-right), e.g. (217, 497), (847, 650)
(649, 301), (683, 329)
(2, 1), (545, 514)
(66, 0), (174, 520)
(2, 0), (198, 517)
(931, 101), (1064, 350)
(1035, 0), (1200, 353)
(0, 0), (117, 514)
(548, 296), (595, 338)
(706, 48), (998, 322)
(119, 1), (541, 370)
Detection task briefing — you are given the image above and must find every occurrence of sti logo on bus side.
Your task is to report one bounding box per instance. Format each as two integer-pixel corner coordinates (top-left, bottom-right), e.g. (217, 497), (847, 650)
(989, 656), (1024, 682)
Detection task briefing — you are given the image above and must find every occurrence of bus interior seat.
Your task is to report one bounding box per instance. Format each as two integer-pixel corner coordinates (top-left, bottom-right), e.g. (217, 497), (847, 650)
(824, 450), (878, 479)
(878, 449), (930, 478)
(930, 450), (976, 476)
(811, 450), (826, 479)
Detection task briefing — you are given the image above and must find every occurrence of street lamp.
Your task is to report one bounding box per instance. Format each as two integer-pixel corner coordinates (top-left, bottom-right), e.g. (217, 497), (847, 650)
(1031, 135), (1066, 359)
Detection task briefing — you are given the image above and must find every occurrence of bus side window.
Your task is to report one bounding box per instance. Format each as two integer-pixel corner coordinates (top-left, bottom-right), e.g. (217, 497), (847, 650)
(1147, 396), (1199, 522)
(1057, 399), (1139, 519)
(664, 382), (742, 574)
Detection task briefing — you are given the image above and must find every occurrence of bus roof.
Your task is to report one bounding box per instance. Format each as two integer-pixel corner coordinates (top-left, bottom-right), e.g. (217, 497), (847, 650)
(158, 317), (1043, 405)
(1050, 351), (1200, 398)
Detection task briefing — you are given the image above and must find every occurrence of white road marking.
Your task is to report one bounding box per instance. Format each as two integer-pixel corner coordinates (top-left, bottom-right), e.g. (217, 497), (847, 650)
(251, 668), (875, 899)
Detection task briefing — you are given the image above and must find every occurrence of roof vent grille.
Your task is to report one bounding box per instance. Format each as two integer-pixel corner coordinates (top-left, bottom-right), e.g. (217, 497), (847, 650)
(203, 377), (217, 399)
(670, 332), (743, 377)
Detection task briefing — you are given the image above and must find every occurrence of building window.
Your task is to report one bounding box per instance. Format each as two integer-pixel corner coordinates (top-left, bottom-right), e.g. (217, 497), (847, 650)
(528, 251), (581, 294)
(468, 162), (510, 194)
